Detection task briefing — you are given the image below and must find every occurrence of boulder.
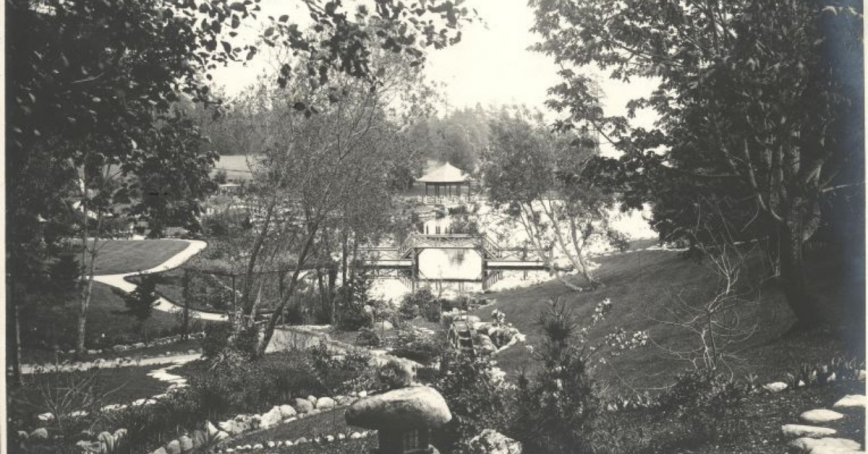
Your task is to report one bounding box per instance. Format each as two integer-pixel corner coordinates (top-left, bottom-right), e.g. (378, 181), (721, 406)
(178, 435), (193, 452)
(336, 395), (352, 406)
(279, 404), (297, 418)
(782, 425), (837, 439)
(316, 397), (336, 410)
(30, 428), (49, 440)
(112, 345), (128, 352)
(468, 429), (522, 454)
(205, 421), (220, 436)
(294, 398), (314, 414)
(477, 334), (496, 353)
(214, 431), (229, 442)
(833, 395), (867, 410)
(358, 390), (368, 398)
(17, 431), (29, 440)
(297, 437), (308, 444)
(218, 420), (245, 435)
(763, 382), (788, 393)
(789, 437), (862, 454)
(151, 448), (168, 454)
(375, 320), (394, 331)
(800, 409), (845, 424)
(350, 432), (362, 439)
(166, 439), (182, 454)
(307, 395), (318, 404)
(346, 385), (452, 431)
(260, 407), (283, 429)
(37, 412), (54, 422)
(132, 342), (146, 349)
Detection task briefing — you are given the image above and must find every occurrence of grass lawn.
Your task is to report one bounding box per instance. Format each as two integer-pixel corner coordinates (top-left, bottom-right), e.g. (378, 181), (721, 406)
(21, 282), (208, 362)
(409, 243), (864, 392)
(8, 364), (170, 425)
(86, 239), (190, 275)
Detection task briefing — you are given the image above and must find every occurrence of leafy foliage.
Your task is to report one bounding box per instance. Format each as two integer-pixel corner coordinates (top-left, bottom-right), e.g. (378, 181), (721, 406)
(513, 301), (599, 454)
(433, 351), (517, 453)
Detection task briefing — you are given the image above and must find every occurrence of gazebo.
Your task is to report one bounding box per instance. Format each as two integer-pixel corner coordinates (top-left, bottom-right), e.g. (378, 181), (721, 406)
(417, 162), (471, 197)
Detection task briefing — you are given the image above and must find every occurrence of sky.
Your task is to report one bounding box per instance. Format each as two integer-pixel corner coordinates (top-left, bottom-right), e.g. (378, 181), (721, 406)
(212, 0), (658, 139)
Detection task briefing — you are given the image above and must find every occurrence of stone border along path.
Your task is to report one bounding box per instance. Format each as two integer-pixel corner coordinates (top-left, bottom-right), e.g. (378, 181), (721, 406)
(781, 394), (867, 454)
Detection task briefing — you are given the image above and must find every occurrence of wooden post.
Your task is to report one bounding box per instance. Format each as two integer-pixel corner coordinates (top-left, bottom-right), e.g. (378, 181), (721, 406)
(182, 269), (189, 341)
(412, 248), (418, 292)
(232, 274), (237, 317)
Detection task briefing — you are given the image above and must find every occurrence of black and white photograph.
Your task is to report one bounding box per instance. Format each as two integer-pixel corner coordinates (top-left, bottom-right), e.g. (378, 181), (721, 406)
(4, 0), (866, 453)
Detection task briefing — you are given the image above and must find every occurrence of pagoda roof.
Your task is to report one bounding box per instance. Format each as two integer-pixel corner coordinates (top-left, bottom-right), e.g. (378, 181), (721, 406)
(417, 162), (470, 183)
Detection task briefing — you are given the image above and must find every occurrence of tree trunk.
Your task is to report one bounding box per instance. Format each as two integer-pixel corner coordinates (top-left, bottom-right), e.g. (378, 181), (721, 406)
(777, 220), (822, 328)
(9, 280), (23, 387)
(256, 223), (320, 357)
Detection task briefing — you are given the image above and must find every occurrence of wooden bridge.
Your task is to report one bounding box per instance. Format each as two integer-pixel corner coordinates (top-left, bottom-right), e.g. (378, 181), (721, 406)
(361, 233), (553, 291)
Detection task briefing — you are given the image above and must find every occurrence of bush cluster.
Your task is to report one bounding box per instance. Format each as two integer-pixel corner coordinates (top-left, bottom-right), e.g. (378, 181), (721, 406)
(390, 329), (445, 365)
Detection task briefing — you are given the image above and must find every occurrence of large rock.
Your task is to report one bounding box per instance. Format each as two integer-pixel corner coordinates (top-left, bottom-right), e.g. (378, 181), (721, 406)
(833, 395), (867, 410)
(346, 385), (452, 431)
(112, 344), (128, 353)
(468, 429), (522, 454)
(763, 382), (788, 393)
(30, 428), (49, 440)
(178, 435), (193, 452)
(375, 320), (394, 331)
(260, 407), (283, 429)
(205, 421), (219, 437)
(294, 398), (314, 414)
(279, 404), (297, 419)
(800, 409), (845, 424)
(789, 437), (862, 454)
(214, 431), (229, 442)
(151, 448), (168, 454)
(782, 424), (837, 438)
(166, 439), (182, 454)
(316, 397), (336, 410)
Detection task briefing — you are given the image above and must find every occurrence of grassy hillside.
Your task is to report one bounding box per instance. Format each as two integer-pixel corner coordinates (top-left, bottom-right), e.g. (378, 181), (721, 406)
(473, 245), (864, 393)
(84, 239), (190, 275)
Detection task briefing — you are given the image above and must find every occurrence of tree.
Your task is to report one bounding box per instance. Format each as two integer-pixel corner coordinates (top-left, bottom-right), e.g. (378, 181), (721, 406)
(530, 0), (863, 326)
(8, 0), (472, 356)
(212, 49), (436, 357)
(483, 108), (624, 290)
(118, 274), (159, 342)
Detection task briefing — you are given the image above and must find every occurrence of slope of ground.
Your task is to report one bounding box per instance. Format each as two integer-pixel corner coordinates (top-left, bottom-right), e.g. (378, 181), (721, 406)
(472, 246), (864, 393)
(21, 282), (196, 361)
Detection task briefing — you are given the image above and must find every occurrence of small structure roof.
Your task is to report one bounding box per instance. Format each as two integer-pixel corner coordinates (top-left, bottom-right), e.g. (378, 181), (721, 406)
(417, 162), (470, 183)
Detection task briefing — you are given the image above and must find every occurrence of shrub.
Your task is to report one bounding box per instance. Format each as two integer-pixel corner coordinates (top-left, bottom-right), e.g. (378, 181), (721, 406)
(433, 350), (517, 453)
(201, 323), (233, 358)
(390, 329), (444, 365)
(399, 288), (436, 320)
(355, 328), (381, 347)
(307, 343), (375, 394)
(655, 371), (749, 444)
(511, 300), (599, 454)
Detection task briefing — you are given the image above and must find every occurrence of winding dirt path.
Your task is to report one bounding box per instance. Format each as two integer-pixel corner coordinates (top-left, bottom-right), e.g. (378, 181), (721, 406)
(93, 239), (229, 321)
